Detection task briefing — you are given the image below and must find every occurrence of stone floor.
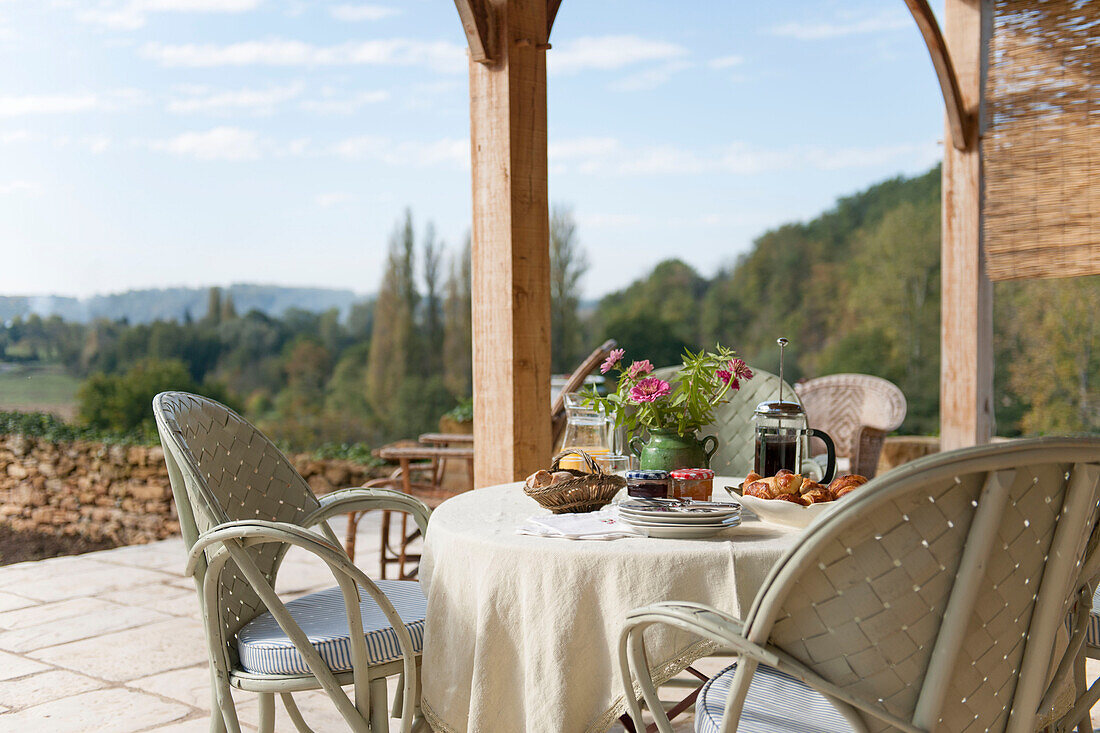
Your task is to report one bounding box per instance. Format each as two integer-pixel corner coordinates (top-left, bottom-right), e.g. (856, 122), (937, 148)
(0, 515), (1096, 732)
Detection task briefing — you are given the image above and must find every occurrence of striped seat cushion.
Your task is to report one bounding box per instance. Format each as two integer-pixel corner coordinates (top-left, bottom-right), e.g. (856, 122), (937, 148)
(1088, 584), (1100, 650)
(237, 580), (425, 675)
(695, 662), (853, 733)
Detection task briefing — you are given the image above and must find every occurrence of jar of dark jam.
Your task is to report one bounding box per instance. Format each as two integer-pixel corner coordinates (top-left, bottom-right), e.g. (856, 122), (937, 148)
(625, 469), (669, 499)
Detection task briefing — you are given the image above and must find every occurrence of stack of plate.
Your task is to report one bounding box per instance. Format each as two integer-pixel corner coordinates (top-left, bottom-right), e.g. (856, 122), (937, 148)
(617, 500), (742, 539)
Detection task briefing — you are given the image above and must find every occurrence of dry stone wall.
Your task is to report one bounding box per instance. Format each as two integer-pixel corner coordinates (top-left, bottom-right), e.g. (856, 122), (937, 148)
(0, 434), (383, 545)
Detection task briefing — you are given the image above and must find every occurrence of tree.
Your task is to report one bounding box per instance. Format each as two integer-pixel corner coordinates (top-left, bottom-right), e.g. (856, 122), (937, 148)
(422, 225), (444, 378)
(442, 236), (472, 399)
(78, 358), (203, 435)
(202, 287), (223, 327)
(549, 204), (590, 372)
(365, 212), (420, 433)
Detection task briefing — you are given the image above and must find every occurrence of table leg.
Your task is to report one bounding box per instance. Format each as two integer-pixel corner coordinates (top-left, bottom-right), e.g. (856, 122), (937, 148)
(398, 512), (409, 579)
(345, 511), (361, 562)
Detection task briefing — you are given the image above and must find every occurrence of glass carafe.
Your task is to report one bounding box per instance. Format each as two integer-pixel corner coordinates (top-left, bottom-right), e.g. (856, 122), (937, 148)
(752, 401), (837, 483)
(559, 392), (611, 471)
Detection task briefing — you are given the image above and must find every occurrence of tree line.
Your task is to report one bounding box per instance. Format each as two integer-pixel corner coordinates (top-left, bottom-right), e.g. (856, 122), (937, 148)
(1, 165), (1096, 450)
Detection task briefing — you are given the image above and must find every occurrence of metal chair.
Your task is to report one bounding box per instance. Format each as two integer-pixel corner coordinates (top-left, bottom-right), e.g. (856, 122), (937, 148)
(794, 373), (907, 478)
(619, 437), (1100, 732)
(153, 391), (431, 733)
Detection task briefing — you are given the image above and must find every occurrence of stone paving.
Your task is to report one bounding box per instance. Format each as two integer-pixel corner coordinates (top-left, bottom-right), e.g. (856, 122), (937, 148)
(0, 514), (1095, 732)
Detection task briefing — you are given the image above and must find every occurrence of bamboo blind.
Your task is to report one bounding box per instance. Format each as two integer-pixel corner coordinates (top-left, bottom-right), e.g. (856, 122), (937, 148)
(984, 0), (1099, 281)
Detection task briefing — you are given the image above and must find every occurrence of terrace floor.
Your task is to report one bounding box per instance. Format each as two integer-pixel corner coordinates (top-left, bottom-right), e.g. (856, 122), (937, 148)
(0, 514), (1097, 732)
(0, 515), (717, 731)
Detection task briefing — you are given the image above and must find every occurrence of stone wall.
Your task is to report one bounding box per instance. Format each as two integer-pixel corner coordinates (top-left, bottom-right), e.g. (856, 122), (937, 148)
(0, 434), (383, 546)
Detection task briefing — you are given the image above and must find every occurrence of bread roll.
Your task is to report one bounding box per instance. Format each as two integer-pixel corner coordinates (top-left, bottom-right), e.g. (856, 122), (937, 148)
(525, 470), (554, 489)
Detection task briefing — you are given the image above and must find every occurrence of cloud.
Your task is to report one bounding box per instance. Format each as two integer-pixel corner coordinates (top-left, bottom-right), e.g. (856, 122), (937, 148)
(708, 55), (744, 69)
(141, 38), (466, 73)
(330, 3), (399, 21)
(148, 127), (261, 160)
(0, 129), (31, 144)
(76, 0), (262, 30)
(0, 94), (98, 117)
(167, 82), (304, 114)
(550, 35), (687, 75)
(300, 88), (390, 114)
(550, 136), (940, 176)
(314, 192), (354, 207)
(332, 135), (468, 168)
(0, 180), (43, 195)
(769, 10), (911, 40)
(609, 60), (690, 92)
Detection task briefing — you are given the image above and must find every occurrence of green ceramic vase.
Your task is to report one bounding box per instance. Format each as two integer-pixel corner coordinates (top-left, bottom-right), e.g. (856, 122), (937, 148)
(629, 428), (718, 471)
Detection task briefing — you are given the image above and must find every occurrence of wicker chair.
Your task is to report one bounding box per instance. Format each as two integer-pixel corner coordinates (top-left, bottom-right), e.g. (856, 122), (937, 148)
(794, 373), (907, 478)
(618, 437), (1100, 733)
(651, 365), (799, 478)
(153, 392), (432, 733)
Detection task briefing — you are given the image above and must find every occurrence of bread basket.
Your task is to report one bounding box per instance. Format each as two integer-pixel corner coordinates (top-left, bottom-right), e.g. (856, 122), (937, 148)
(523, 449), (626, 514)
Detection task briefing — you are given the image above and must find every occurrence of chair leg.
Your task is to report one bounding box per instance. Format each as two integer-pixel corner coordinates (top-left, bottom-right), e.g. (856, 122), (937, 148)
(211, 670), (242, 733)
(345, 511), (362, 563)
(369, 678), (389, 732)
(257, 692), (276, 733)
(379, 510), (391, 580)
(282, 693), (319, 733)
(398, 513), (409, 578)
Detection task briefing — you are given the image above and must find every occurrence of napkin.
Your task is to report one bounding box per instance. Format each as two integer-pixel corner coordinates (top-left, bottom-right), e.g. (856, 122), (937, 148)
(517, 507), (642, 540)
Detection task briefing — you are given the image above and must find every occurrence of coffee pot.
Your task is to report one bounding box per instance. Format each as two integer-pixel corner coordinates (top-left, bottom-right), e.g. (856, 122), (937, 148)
(752, 338), (837, 483)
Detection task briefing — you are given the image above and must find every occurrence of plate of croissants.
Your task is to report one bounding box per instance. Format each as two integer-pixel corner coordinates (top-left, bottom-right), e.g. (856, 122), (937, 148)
(734, 470), (869, 529)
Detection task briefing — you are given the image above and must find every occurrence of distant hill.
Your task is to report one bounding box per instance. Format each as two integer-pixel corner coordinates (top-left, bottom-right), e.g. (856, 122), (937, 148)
(0, 284), (366, 324)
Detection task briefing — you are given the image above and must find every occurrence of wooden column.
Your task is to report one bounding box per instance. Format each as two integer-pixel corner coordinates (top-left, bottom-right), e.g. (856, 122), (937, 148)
(461, 0), (552, 487)
(940, 0), (993, 450)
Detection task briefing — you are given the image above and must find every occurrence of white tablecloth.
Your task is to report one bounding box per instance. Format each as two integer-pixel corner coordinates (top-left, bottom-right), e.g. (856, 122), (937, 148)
(418, 482), (799, 733)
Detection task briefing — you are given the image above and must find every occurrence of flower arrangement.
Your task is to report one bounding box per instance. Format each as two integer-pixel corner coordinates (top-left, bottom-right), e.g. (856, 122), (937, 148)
(584, 345), (752, 438)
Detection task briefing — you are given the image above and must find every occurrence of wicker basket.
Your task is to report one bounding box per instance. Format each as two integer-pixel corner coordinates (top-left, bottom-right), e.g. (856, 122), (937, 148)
(523, 449), (627, 514)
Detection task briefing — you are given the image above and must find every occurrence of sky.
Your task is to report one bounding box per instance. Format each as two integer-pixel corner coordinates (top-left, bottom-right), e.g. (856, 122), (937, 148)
(0, 0), (947, 299)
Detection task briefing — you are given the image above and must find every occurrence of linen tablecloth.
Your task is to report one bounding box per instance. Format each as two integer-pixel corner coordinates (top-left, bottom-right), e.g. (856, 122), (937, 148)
(418, 482), (798, 733)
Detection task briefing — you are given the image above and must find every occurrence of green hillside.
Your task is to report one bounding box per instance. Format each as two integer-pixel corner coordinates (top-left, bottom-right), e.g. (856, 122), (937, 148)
(591, 165), (1098, 437)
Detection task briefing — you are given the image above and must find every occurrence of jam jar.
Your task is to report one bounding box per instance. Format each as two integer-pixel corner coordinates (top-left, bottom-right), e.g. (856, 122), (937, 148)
(670, 468), (715, 502)
(625, 469), (669, 499)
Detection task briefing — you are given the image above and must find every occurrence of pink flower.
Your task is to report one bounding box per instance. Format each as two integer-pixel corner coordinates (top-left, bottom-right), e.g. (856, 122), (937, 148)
(600, 348), (625, 374)
(717, 369), (733, 386)
(626, 359), (654, 379)
(629, 377), (671, 403)
(729, 358), (753, 381)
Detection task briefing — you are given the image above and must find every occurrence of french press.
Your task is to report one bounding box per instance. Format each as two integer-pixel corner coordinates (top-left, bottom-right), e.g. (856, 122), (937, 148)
(752, 338), (837, 483)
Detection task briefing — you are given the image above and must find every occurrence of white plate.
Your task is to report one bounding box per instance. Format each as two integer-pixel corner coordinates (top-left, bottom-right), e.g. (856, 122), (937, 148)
(737, 494), (839, 529)
(619, 508), (740, 524)
(636, 522), (741, 539)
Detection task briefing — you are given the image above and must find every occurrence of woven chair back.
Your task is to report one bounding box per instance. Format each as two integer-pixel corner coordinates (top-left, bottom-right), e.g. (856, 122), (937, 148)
(153, 391), (324, 665)
(650, 365), (796, 477)
(737, 438), (1100, 733)
(794, 373), (907, 458)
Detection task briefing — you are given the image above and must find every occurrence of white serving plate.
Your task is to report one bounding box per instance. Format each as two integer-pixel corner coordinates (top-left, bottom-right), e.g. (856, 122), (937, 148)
(737, 494), (838, 529)
(621, 515), (741, 529)
(618, 508), (740, 525)
(634, 520), (741, 539)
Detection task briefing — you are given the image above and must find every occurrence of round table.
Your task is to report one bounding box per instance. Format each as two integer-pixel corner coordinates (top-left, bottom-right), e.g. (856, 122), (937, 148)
(418, 482), (799, 733)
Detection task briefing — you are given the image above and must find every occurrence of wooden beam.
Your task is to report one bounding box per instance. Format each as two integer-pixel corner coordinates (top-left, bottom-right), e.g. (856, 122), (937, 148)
(454, 0), (497, 64)
(547, 0), (562, 38)
(903, 0), (975, 151)
(940, 0), (993, 450)
(466, 0), (552, 487)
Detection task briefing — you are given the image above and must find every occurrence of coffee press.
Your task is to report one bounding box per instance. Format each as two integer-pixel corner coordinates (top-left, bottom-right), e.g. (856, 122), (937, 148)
(752, 338), (837, 483)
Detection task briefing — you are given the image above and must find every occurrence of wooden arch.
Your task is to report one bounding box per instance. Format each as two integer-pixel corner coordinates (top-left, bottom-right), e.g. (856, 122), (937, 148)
(451, 0), (989, 486)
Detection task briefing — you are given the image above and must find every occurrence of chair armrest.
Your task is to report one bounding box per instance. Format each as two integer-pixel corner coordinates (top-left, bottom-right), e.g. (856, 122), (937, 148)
(852, 425), (888, 478)
(619, 600), (919, 733)
(306, 487), (431, 537)
(188, 519), (420, 730)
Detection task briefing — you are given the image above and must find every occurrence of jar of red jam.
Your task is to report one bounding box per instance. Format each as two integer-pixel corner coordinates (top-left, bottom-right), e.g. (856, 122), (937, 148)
(625, 470), (669, 499)
(670, 468), (715, 502)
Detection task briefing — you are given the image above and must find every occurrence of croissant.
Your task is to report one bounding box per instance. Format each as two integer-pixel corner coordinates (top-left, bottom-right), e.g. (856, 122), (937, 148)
(744, 480), (777, 499)
(776, 492), (809, 506)
(828, 474), (869, 499)
(525, 470), (553, 489)
(743, 471), (763, 487)
(798, 478), (826, 495)
(802, 488), (834, 504)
